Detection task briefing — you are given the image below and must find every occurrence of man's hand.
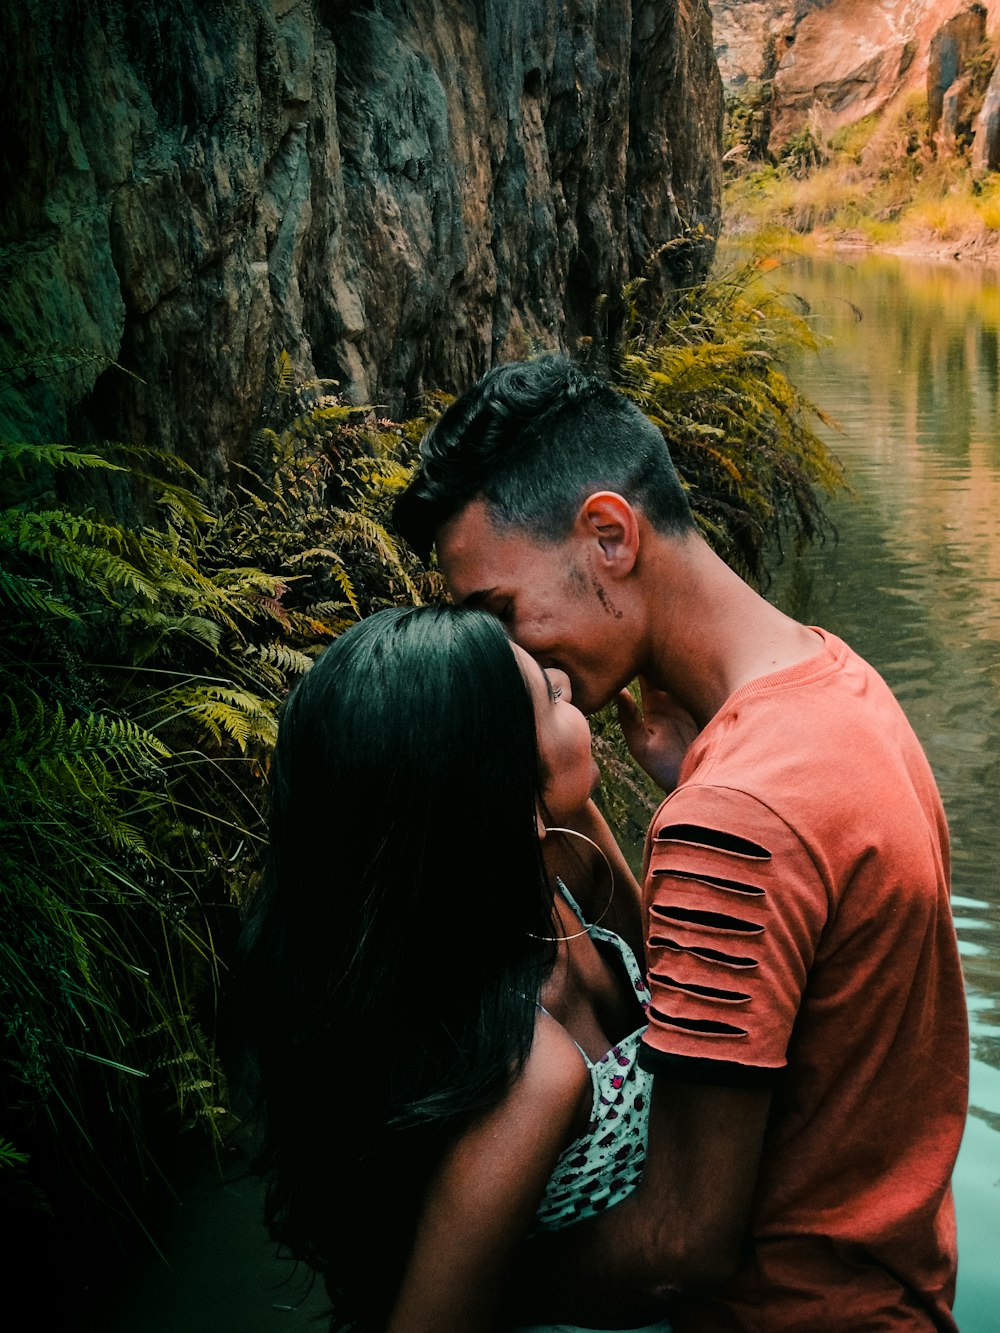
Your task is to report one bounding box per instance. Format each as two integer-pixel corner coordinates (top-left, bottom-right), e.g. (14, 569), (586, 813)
(616, 677), (700, 794)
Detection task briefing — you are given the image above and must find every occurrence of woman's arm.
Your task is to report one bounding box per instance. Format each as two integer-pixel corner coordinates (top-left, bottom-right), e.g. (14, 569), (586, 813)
(386, 1012), (591, 1333)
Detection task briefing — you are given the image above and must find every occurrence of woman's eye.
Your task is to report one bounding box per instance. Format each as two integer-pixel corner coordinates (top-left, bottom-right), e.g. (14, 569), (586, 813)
(550, 684), (563, 702)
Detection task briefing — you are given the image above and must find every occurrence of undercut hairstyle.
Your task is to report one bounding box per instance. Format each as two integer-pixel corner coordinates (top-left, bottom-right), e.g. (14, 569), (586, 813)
(236, 605), (556, 1329)
(393, 353), (696, 561)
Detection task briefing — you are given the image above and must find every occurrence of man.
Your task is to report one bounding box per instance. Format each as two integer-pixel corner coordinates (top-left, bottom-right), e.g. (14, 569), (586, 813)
(393, 354), (969, 1331)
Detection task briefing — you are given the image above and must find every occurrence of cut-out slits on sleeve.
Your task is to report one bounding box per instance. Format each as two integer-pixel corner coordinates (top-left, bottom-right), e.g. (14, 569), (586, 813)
(644, 816), (796, 1072)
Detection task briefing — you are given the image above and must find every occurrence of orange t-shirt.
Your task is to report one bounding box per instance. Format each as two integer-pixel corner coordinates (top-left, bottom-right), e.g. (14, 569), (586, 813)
(640, 629), (968, 1331)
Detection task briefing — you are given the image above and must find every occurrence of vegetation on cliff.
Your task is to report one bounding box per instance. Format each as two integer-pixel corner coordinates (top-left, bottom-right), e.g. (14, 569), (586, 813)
(723, 63), (1000, 256)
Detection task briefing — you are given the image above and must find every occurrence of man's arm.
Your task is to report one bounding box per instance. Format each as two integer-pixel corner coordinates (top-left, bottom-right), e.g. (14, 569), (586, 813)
(514, 1074), (772, 1327)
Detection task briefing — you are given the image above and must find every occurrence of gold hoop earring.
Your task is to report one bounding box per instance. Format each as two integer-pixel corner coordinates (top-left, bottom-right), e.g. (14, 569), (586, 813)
(529, 826), (616, 942)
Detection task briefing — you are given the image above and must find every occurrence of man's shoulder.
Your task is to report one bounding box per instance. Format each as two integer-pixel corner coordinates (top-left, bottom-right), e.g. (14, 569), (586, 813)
(648, 781), (807, 855)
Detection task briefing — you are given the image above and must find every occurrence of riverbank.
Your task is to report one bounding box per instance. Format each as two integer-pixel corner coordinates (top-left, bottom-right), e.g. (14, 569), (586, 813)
(728, 220), (1000, 266)
(849, 230), (1000, 262)
(722, 89), (1000, 270)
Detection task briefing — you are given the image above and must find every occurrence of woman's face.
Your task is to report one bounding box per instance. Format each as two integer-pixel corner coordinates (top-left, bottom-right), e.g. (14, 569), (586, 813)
(512, 643), (600, 826)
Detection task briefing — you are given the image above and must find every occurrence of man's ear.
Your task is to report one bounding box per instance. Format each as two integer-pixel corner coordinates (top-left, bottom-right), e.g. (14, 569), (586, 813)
(578, 492), (639, 576)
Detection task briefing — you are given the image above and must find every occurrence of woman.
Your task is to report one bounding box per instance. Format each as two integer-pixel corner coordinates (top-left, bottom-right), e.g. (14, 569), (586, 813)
(238, 604), (670, 1333)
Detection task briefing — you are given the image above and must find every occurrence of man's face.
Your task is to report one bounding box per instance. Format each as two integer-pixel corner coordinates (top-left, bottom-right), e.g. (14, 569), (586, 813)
(436, 498), (638, 716)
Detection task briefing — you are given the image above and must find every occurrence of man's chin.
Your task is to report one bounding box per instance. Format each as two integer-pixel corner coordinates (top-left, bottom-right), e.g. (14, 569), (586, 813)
(578, 686), (616, 718)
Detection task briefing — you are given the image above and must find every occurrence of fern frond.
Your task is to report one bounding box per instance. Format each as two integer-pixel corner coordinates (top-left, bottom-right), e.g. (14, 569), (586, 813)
(99, 440), (200, 480)
(269, 349), (295, 397)
(1, 697), (170, 800)
(331, 565), (360, 618)
(153, 485), (215, 534)
(284, 546), (345, 566)
(160, 684), (278, 753)
(247, 642), (314, 675)
(120, 608), (225, 655)
(0, 442), (127, 477)
(5, 513), (160, 604)
(0, 567), (78, 619)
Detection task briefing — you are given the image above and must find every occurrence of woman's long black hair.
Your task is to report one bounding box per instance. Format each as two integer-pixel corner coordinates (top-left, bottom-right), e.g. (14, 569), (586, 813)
(237, 605), (556, 1328)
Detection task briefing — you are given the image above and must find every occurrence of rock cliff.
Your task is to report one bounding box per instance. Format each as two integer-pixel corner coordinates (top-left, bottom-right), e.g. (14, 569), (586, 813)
(712, 0), (999, 155)
(0, 0), (722, 476)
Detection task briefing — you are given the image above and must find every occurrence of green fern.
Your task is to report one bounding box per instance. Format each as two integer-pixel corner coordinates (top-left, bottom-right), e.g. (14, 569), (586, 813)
(606, 257), (846, 586)
(0, 367), (436, 1258)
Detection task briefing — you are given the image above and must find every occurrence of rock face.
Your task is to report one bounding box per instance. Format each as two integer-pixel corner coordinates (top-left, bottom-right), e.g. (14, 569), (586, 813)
(0, 0), (722, 477)
(972, 58), (1000, 166)
(712, 1), (796, 91)
(928, 3), (989, 147)
(712, 0), (999, 155)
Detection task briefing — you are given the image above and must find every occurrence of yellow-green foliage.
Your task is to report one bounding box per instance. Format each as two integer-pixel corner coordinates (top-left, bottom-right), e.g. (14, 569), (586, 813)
(829, 109), (883, 161)
(977, 176), (1000, 230)
(724, 83), (1000, 247)
(0, 360), (429, 1253)
(607, 262), (845, 586)
(903, 168), (1000, 238)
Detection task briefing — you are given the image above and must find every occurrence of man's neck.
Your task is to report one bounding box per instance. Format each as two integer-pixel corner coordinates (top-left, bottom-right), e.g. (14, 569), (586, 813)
(637, 534), (823, 728)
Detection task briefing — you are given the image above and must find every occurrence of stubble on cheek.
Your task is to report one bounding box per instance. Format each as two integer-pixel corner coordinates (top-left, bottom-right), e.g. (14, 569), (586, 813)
(566, 561), (589, 597)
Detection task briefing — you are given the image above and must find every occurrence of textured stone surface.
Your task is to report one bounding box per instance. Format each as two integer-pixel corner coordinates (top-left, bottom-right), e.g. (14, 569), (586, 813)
(712, 0), (796, 90)
(0, 0), (722, 477)
(972, 57), (1000, 166)
(712, 0), (999, 154)
(927, 3), (988, 146)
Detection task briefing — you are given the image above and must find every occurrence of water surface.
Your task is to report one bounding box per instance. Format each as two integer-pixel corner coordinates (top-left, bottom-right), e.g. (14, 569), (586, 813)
(746, 247), (1000, 1330)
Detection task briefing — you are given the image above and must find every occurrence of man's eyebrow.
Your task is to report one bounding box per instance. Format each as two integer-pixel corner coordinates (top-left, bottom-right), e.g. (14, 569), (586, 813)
(461, 588), (499, 610)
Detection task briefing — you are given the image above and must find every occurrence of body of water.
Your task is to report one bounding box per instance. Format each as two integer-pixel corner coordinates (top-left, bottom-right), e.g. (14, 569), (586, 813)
(748, 246), (1000, 1331)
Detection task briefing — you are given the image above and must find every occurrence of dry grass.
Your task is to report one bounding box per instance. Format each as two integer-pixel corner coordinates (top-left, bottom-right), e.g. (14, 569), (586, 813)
(723, 89), (1000, 252)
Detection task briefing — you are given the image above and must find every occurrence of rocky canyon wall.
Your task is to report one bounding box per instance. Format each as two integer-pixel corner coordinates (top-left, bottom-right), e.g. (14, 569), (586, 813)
(712, 0), (1000, 155)
(0, 0), (722, 480)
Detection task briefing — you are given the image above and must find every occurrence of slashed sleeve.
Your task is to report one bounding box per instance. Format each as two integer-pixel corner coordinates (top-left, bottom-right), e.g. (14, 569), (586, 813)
(639, 784), (828, 1088)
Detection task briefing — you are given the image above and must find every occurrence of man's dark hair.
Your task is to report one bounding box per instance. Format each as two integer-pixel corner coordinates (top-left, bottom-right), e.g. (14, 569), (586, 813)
(394, 353), (695, 561)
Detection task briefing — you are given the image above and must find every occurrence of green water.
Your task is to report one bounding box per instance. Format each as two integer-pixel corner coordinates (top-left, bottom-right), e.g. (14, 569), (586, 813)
(749, 245), (1000, 1331)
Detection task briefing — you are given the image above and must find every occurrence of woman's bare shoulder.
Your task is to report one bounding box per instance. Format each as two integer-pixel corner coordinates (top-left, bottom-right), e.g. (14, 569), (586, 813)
(512, 1008), (590, 1128)
(385, 1013), (591, 1332)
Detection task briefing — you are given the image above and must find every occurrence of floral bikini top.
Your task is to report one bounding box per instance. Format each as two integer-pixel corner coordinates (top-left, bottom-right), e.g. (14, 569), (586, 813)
(532, 885), (653, 1233)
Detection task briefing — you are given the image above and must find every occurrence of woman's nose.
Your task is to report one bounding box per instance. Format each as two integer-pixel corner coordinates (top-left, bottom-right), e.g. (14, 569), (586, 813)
(548, 668), (572, 702)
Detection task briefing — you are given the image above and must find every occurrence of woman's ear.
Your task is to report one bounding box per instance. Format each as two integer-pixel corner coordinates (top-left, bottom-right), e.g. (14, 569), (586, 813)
(578, 491), (639, 576)
(536, 809), (547, 841)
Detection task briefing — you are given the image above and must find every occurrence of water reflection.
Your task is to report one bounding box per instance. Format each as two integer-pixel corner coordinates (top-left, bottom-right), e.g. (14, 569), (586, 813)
(739, 247), (1000, 1330)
